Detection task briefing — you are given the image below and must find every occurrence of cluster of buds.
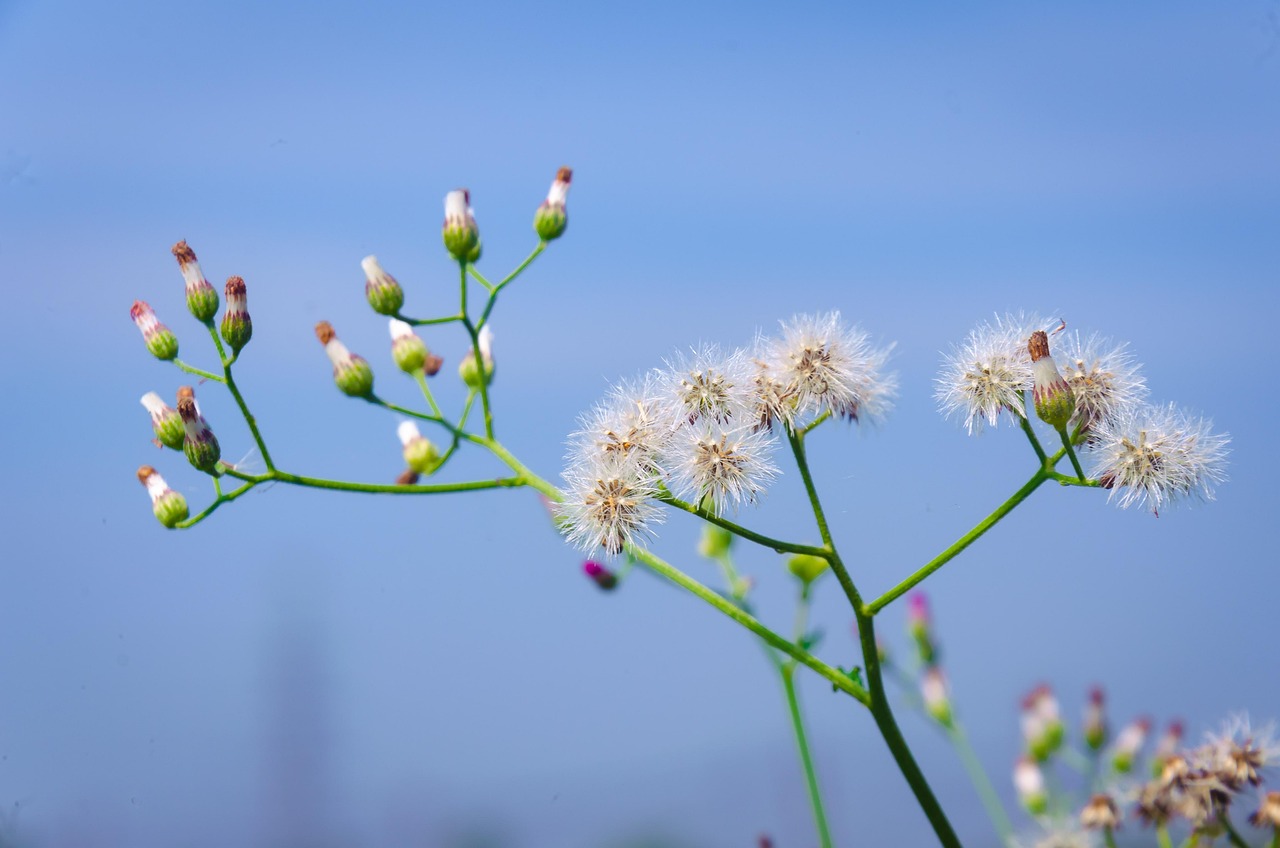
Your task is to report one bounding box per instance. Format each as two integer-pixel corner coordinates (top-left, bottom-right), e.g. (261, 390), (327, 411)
(220, 276), (252, 354)
(137, 465), (188, 528)
(458, 326), (495, 390)
(172, 240), (218, 323)
(442, 189), (481, 262)
(315, 321), (374, 397)
(130, 300), (179, 360)
(396, 421), (442, 476)
(363, 255), (404, 316)
(534, 167), (571, 241)
(178, 395), (220, 472)
(1022, 684), (1065, 761)
(140, 391), (184, 450)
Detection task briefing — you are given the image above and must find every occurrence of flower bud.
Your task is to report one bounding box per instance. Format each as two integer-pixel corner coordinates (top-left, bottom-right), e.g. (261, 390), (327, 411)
(130, 300), (179, 360)
(178, 396), (220, 472)
(583, 560), (618, 591)
(220, 276), (253, 354)
(172, 240), (219, 322)
(921, 666), (953, 727)
(1150, 720), (1183, 778)
(1084, 685), (1108, 752)
(362, 255), (404, 316)
(907, 592), (936, 666)
(1080, 793), (1121, 830)
(697, 524), (734, 559)
(786, 553), (829, 585)
(1029, 330), (1076, 430)
(1111, 716), (1151, 774)
(534, 166), (571, 241)
(388, 318), (428, 374)
(1022, 684), (1065, 761)
(397, 421), (442, 476)
(1014, 756), (1048, 815)
(459, 325), (495, 389)
(442, 189), (480, 261)
(316, 321), (374, 397)
(141, 391), (185, 450)
(137, 465), (188, 528)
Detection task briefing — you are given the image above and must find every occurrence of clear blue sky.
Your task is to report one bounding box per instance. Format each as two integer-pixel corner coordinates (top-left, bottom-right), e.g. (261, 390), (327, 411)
(1, 1), (1278, 845)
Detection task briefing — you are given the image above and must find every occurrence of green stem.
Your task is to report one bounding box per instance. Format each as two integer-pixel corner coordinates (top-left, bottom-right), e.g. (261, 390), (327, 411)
(211, 327), (275, 471)
(413, 370), (444, 418)
(625, 546), (870, 707)
(392, 312), (464, 326)
(1058, 427), (1085, 480)
(220, 466), (523, 495)
(1103, 828), (1119, 848)
(467, 266), (495, 292)
(175, 480), (257, 528)
(797, 409), (833, 437)
(945, 722), (1014, 846)
(1219, 810), (1251, 848)
(1045, 470), (1101, 487)
(781, 664), (835, 848)
(477, 242), (547, 329)
(476, 437), (562, 501)
(1017, 402), (1048, 464)
(658, 494), (829, 557)
(459, 262), (496, 440)
(172, 358), (225, 383)
(866, 469), (1050, 615)
(1157, 825), (1174, 848)
(1270, 828), (1279, 848)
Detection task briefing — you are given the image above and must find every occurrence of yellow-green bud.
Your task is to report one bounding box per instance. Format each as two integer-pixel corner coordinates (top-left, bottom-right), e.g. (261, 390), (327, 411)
(698, 524), (734, 559)
(316, 321), (374, 397)
(786, 553), (829, 585)
(442, 189), (480, 261)
(397, 421), (442, 475)
(138, 465), (188, 528)
(141, 391), (184, 450)
(178, 396), (220, 472)
(534, 167), (571, 241)
(388, 318), (428, 373)
(362, 255), (404, 316)
(220, 276), (253, 354)
(131, 300), (178, 360)
(1029, 331), (1076, 430)
(173, 240), (219, 323)
(459, 325), (495, 390)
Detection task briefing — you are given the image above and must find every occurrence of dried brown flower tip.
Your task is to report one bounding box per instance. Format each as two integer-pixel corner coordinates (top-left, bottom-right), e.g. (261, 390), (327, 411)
(315, 321), (336, 345)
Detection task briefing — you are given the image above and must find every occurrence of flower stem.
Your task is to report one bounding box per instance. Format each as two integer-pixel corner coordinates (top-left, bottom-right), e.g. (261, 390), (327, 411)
(476, 242), (546, 329)
(865, 469), (1049, 615)
(1157, 824), (1173, 848)
(1218, 809), (1251, 848)
(459, 261), (496, 440)
(413, 370), (443, 418)
(1103, 828), (1119, 848)
(658, 494), (829, 557)
(208, 325), (275, 471)
(172, 358), (225, 383)
(1058, 427), (1085, 480)
(1017, 401), (1047, 464)
(392, 312), (464, 326)
(781, 663), (835, 848)
(946, 721), (1014, 846)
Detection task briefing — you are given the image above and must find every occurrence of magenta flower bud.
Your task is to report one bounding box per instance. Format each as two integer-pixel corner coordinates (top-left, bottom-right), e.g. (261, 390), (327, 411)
(362, 255), (404, 316)
(1084, 685), (1108, 752)
(442, 189), (480, 261)
(172, 240), (219, 322)
(220, 276), (253, 354)
(583, 560), (618, 591)
(534, 166), (571, 241)
(315, 321), (374, 397)
(141, 391), (184, 450)
(130, 300), (179, 360)
(137, 465), (188, 528)
(177, 396), (220, 472)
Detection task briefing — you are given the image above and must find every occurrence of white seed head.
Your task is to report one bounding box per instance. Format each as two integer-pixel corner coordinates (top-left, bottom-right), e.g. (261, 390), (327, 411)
(1089, 402), (1230, 513)
(568, 375), (670, 476)
(557, 455), (664, 555)
(764, 312), (897, 424)
(1056, 331), (1147, 433)
(657, 344), (755, 428)
(666, 421), (779, 515)
(937, 312), (1047, 434)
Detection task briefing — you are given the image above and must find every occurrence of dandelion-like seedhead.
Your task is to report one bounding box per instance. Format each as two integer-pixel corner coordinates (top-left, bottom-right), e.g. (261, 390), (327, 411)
(567, 375), (670, 476)
(1090, 403), (1230, 513)
(1056, 331), (1147, 434)
(666, 420), (779, 515)
(657, 344), (754, 428)
(761, 312), (897, 425)
(936, 312), (1047, 434)
(1199, 713), (1278, 790)
(557, 455), (664, 555)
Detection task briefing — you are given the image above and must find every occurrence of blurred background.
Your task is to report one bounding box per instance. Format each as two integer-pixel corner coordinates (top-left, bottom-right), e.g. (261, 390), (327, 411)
(1, 1), (1278, 845)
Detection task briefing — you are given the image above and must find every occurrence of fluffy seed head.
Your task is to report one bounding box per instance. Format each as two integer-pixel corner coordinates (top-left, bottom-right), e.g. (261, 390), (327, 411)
(557, 456), (664, 556)
(764, 312), (896, 424)
(657, 345), (754, 428)
(937, 312), (1046, 434)
(1056, 331), (1147, 434)
(666, 421), (779, 515)
(568, 375), (670, 477)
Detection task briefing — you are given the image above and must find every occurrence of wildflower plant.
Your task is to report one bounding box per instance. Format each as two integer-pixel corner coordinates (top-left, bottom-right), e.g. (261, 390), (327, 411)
(127, 168), (1238, 848)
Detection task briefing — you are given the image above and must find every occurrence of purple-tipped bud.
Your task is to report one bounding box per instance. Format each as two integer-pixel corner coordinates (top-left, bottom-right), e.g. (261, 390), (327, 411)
(1029, 331), (1076, 431)
(137, 465), (188, 528)
(178, 396), (220, 472)
(583, 560), (618, 591)
(316, 321), (374, 397)
(131, 300), (179, 360)
(921, 666), (953, 727)
(458, 325), (495, 389)
(1084, 685), (1108, 752)
(1014, 757), (1047, 815)
(172, 240), (219, 323)
(220, 276), (253, 354)
(1112, 716), (1151, 774)
(1021, 684), (1065, 761)
(534, 166), (571, 241)
(397, 421), (442, 476)
(388, 318), (428, 374)
(141, 391), (184, 450)
(362, 255), (405, 316)
(442, 189), (480, 262)
(907, 592), (936, 665)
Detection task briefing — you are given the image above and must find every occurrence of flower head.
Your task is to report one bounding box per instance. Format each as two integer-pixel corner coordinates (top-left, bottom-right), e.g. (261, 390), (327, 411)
(666, 420), (778, 514)
(657, 344), (755, 428)
(1200, 714), (1278, 790)
(362, 255), (405, 316)
(568, 375), (670, 476)
(220, 275), (253, 354)
(1084, 686), (1108, 752)
(1090, 403), (1229, 513)
(1112, 717), (1152, 774)
(130, 300), (179, 360)
(1022, 684), (1065, 761)
(534, 166), (571, 241)
(315, 321), (374, 397)
(1014, 756), (1049, 815)
(177, 396), (220, 472)
(172, 240), (218, 322)
(1079, 793), (1121, 831)
(937, 312), (1046, 434)
(1056, 331), (1147, 434)
(762, 312), (896, 424)
(137, 465), (188, 528)
(557, 455), (664, 556)
(442, 189), (480, 261)
(141, 391), (184, 450)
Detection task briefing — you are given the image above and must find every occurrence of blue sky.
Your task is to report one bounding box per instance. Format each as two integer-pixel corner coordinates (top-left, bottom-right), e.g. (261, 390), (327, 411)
(2, 1), (1278, 845)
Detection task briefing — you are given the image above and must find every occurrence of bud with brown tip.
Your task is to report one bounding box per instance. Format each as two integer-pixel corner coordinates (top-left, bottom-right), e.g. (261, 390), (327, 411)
(137, 465), (188, 528)
(534, 167), (571, 241)
(131, 300), (179, 360)
(172, 240), (218, 322)
(220, 276), (253, 354)
(178, 396), (220, 472)
(316, 321), (374, 397)
(1029, 330), (1076, 430)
